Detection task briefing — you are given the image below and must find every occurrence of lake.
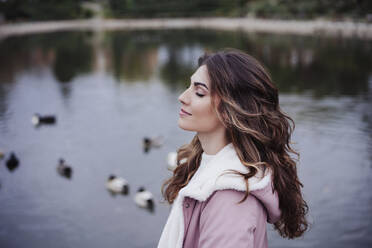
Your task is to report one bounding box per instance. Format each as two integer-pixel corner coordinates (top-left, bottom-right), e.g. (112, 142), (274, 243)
(0, 28), (371, 248)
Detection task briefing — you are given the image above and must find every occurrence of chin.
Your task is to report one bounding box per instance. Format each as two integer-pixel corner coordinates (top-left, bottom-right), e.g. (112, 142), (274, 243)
(178, 119), (195, 131)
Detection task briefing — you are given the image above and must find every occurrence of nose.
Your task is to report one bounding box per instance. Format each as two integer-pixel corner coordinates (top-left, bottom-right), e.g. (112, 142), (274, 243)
(178, 87), (190, 105)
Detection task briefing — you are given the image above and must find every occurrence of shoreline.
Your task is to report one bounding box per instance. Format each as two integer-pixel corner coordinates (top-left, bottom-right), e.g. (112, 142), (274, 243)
(1, 17), (372, 40)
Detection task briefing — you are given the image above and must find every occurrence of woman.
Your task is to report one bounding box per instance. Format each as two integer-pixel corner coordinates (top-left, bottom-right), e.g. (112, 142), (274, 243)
(158, 48), (308, 248)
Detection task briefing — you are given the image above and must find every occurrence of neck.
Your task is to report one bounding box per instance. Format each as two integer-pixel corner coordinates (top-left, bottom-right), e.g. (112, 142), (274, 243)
(197, 126), (229, 155)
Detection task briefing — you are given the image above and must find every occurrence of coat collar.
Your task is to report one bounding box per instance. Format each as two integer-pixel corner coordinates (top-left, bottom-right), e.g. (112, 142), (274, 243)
(179, 142), (271, 201)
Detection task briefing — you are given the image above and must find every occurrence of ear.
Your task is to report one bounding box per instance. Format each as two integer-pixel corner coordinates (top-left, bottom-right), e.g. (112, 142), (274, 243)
(213, 95), (221, 108)
(212, 95), (224, 121)
(214, 97), (229, 124)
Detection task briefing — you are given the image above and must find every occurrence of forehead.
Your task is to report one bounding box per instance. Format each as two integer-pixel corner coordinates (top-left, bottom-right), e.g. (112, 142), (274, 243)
(190, 65), (210, 86)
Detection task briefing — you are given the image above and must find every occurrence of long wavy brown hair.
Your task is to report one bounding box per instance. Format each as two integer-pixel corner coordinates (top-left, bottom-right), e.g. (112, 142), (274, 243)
(162, 48), (308, 239)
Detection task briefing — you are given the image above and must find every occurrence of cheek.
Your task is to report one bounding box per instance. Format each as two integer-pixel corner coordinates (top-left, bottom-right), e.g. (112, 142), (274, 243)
(192, 101), (221, 130)
(178, 97), (222, 132)
(196, 104), (215, 120)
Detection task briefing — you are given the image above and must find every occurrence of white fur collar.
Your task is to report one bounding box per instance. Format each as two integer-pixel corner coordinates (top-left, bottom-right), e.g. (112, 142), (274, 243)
(157, 143), (272, 248)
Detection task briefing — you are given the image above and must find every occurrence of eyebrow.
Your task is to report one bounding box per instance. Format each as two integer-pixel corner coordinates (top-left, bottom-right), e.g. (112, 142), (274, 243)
(193, 82), (209, 90)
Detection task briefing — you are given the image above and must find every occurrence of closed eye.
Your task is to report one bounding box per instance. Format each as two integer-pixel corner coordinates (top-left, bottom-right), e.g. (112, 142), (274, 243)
(186, 82), (206, 97)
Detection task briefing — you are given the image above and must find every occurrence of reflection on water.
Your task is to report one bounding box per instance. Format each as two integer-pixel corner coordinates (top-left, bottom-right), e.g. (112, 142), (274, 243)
(0, 29), (371, 248)
(1, 29), (371, 96)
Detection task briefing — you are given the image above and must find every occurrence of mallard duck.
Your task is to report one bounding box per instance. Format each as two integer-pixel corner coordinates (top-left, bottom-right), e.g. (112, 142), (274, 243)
(143, 136), (164, 152)
(57, 159), (73, 178)
(31, 113), (56, 126)
(134, 187), (154, 211)
(106, 175), (129, 195)
(6, 152), (19, 172)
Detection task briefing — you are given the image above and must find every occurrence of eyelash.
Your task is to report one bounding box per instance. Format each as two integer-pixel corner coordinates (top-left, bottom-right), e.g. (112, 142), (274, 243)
(186, 85), (205, 97)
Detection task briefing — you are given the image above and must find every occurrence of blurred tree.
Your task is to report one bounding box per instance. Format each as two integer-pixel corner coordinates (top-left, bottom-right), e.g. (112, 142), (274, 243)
(246, 0), (372, 20)
(1, 0), (371, 21)
(0, 0), (90, 21)
(108, 0), (247, 18)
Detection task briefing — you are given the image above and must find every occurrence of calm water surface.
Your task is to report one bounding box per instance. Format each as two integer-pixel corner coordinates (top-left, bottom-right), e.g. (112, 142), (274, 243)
(0, 29), (371, 248)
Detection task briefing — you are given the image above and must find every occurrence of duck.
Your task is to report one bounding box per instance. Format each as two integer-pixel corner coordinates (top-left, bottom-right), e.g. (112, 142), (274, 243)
(6, 152), (19, 172)
(31, 113), (56, 126)
(106, 175), (129, 195)
(0, 150), (4, 159)
(134, 186), (154, 212)
(143, 136), (164, 153)
(167, 152), (178, 171)
(167, 152), (187, 172)
(57, 159), (73, 178)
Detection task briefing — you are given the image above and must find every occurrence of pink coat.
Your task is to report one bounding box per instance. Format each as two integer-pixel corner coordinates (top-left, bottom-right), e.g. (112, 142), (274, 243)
(157, 143), (280, 248)
(182, 182), (281, 248)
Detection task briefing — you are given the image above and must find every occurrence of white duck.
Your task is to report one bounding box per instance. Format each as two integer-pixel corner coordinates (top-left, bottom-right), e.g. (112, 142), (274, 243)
(134, 187), (154, 211)
(106, 175), (129, 195)
(167, 152), (187, 172)
(167, 152), (178, 171)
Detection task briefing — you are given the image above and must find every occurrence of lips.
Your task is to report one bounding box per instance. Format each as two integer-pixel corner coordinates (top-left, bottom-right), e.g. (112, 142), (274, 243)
(181, 108), (192, 115)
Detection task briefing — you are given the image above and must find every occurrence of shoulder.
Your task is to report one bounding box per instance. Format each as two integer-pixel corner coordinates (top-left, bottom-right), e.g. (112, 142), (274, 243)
(196, 189), (265, 247)
(204, 189), (263, 211)
(200, 189), (265, 224)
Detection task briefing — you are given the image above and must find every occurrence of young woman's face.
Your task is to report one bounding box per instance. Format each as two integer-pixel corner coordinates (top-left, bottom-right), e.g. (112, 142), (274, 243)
(178, 65), (223, 133)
